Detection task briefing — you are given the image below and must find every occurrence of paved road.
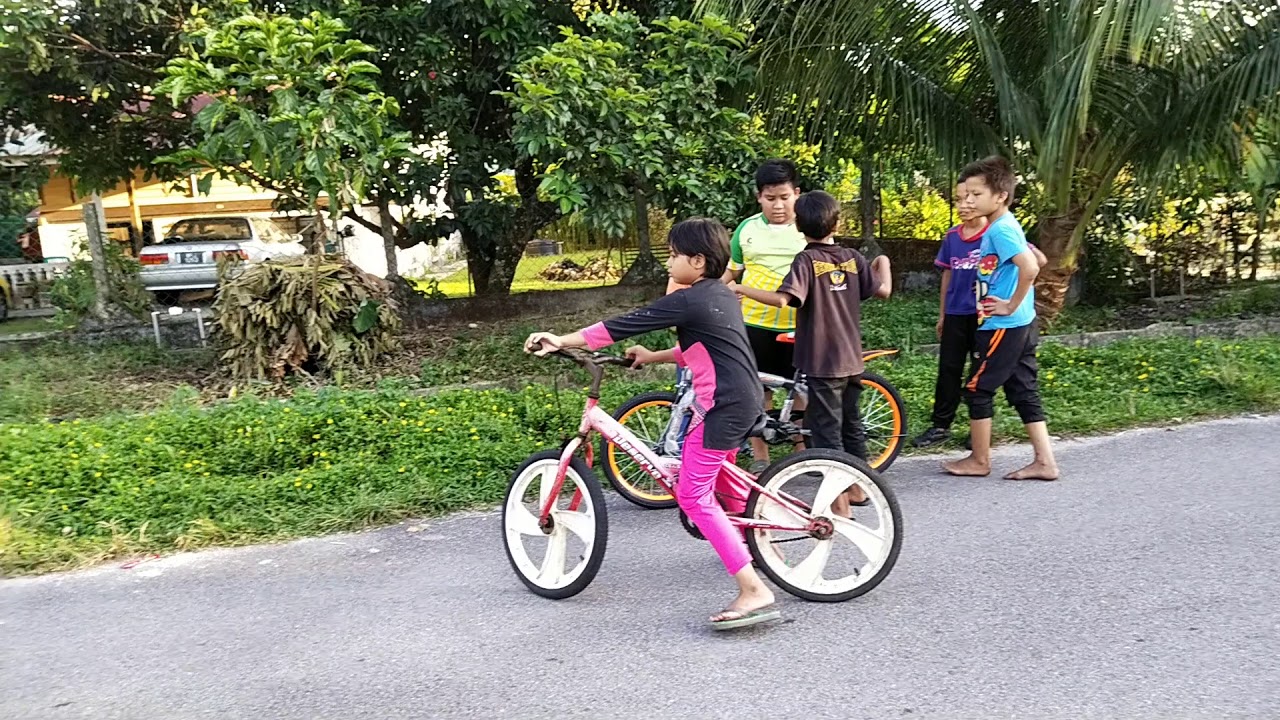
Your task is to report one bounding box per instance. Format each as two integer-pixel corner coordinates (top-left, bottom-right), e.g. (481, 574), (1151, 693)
(4, 416), (1279, 719)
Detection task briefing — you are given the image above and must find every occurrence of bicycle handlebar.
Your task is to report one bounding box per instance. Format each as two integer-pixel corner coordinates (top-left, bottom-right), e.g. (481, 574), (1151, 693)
(529, 342), (636, 397)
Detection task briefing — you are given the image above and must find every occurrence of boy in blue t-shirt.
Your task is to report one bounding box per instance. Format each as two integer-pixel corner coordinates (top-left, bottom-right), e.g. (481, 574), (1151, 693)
(942, 157), (1059, 481)
(913, 184), (1047, 449)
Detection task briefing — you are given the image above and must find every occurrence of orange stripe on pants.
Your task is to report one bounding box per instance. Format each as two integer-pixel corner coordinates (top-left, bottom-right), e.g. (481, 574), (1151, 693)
(966, 328), (1006, 392)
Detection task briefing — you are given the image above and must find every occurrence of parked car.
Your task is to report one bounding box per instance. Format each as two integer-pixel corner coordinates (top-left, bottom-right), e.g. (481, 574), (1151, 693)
(0, 275), (11, 322)
(138, 216), (307, 304)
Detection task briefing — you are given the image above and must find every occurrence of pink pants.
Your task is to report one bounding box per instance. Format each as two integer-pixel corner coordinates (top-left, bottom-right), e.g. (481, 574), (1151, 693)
(678, 424), (751, 576)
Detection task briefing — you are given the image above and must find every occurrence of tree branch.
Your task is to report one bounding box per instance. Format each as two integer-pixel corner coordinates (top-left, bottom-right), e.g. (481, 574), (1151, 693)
(53, 33), (154, 73)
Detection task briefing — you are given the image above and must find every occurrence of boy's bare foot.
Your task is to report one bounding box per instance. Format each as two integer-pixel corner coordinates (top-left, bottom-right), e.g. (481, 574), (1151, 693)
(942, 455), (991, 477)
(1004, 461), (1060, 481)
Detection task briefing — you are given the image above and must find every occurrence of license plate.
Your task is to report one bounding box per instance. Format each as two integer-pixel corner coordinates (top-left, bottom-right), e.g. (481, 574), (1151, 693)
(179, 252), (203, 264)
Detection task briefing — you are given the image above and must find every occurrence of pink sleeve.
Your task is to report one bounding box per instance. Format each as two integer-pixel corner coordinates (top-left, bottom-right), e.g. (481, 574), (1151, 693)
(671, 345), (686, 368)
(580, 322), (615, 351)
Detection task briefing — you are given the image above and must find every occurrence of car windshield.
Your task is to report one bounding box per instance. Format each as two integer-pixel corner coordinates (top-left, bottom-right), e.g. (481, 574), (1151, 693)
(250, 218), (293, 244)
(164, 219), (251, 243)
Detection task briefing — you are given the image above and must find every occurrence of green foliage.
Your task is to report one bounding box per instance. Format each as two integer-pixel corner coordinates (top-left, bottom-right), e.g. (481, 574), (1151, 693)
(0, 164), (48, 218)
(155, 10), (412, 224)
(0, 378), (662, 573)
(506, 12), (764, 235)
(214, 255), (401, 379)
(0, 0), (237, 192)
(731, 0), (1280, 313)
(279, 0), (587, 292)
(6, 334), (1280, 573)
(47, 239), (152, 322)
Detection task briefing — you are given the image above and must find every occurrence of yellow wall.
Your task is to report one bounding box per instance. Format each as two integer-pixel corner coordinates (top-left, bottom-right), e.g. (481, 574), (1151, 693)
(38, 169), (281, 225)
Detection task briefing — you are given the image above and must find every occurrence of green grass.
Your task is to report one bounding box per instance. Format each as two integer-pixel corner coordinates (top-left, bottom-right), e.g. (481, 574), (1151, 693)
(0, 342), (217, 423)
(0, 316), (60, 336)
(416, 250), (622, 298)
(4, 334), (1280, 575)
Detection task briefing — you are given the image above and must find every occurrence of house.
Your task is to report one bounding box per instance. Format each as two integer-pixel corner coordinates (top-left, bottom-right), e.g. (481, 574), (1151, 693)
(1, 129), (462, 280)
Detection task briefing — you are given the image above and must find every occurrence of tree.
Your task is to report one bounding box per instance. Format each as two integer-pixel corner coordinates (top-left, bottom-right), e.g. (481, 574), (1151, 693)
(506, 12), (766, 282)
(0, 0), (232, 316)
(254, 0), (578, 294)
(719, 0), (1280, 319)
(1242, 122), (1280, 280)
(0, 0), (235, 191)
(154, 11), (412, 261)
(268, 0), (708, 294)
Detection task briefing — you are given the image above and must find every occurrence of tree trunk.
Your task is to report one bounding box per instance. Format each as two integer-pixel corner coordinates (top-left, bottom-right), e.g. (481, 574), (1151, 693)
(1033, 206), (1085, 324)
(634, 188), (652, 255)
(376, 196), (398, 280)
(859, 159), (876, 244)
(620, 188), (666, 285)
(462, 209), (543, 296)
(1250, 210), (1265, 281)
(460, 159), (560, 296)
(82, 192), (110, 320)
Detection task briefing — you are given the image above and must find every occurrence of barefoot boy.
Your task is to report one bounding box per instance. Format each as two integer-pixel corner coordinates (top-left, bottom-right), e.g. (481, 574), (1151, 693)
(941, 157), (1059, 481)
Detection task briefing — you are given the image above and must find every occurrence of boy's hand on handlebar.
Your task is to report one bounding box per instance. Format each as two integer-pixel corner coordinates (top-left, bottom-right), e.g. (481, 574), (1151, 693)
(624, 346), (656, 368)
(524, 332), (563, 356)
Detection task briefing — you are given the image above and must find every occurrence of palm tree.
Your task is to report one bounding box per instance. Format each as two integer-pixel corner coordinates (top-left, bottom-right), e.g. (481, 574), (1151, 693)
(713, 0), (1280, 319)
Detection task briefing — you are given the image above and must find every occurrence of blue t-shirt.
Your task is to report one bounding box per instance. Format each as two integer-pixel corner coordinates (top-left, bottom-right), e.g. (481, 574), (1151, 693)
(934, 224), (986, 315)
(976, 213), (1036, 330)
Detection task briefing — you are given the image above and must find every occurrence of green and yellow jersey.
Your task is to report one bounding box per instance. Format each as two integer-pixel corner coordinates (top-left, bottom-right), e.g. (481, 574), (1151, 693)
(728, 213), (807, 330)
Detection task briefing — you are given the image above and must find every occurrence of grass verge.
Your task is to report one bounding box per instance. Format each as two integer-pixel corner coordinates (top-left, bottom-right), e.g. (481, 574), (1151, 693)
(4, 335), (1280, 575)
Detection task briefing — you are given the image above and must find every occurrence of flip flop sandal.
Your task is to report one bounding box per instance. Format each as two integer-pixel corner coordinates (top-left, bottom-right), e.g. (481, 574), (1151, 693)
(710, 605), (781, 631)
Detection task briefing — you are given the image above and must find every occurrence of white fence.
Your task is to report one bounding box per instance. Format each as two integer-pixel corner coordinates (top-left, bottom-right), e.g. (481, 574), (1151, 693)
(0, 262), (68, 315)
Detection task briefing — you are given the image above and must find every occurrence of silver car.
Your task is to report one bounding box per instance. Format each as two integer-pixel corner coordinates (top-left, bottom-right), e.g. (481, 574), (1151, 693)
(138, 216), (307, 303)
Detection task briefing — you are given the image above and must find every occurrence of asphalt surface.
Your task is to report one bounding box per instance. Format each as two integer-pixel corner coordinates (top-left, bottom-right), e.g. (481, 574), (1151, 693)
(3, 415), (1279, 719)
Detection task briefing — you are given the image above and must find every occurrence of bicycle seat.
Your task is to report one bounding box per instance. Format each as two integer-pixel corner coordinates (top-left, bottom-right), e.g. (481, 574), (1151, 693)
(746, 413), (770, 438)
(775, 332), (795, 344)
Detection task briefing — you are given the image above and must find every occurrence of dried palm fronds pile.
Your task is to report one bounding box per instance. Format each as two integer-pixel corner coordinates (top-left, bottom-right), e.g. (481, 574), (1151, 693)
(215, 255), (401, 379)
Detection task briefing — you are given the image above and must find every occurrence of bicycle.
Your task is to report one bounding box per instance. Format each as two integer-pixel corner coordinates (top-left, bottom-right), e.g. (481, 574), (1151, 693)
(502, 346), (903, 603)
(602, 336), (907, 510)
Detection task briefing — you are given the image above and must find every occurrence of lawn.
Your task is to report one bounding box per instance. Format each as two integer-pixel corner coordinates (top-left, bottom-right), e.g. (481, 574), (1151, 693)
(0, 315), (59, 336)
(415, 250), (623, 297)
(5, 332), (1280, 574)
(5, 281), (1280, 574)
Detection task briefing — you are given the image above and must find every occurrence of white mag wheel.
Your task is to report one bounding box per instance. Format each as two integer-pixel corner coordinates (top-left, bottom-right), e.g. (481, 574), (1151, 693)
(745, 449), (902, 602)
(502, 450), (608, 599)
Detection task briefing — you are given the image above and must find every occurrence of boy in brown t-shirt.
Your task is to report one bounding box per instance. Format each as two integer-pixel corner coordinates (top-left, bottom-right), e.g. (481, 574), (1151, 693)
(731, 190), (891, 507)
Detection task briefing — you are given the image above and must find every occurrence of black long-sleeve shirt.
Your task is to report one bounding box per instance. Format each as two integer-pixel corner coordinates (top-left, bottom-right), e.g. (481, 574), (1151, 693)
(582, 280), (763, 450)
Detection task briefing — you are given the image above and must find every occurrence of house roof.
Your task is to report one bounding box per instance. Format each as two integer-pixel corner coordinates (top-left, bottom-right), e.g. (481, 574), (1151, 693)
(0, 128), (58, 167)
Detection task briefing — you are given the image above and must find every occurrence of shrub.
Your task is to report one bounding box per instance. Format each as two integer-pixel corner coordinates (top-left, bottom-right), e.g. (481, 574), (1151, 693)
(215, 255), (401, 379)
(48, 240), (152, 322)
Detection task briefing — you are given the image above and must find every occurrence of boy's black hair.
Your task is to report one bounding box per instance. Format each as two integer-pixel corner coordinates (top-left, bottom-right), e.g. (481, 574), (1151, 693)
(958, 155), (1017, 202)
(794, 190), (841, 240)
(668, 217), (730, 279)
(755, 159), (800, 192)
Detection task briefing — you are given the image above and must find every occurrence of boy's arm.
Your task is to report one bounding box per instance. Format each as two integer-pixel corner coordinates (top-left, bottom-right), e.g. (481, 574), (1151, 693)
(986, 250), (1040, 316)
(1029, 243), (1048, 268)
(722, 219), (747, 283)
(871, 255), (892, 299)
(732, 283), (793, 308)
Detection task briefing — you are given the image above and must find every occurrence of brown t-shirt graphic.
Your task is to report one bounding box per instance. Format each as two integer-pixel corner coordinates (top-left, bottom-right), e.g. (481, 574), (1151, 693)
(777, 242), (878, 378)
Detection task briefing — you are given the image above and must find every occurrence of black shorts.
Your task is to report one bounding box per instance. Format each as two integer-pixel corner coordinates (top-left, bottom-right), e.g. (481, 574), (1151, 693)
(965, 323), (1038, 396)
(745, 324), (795, 379)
